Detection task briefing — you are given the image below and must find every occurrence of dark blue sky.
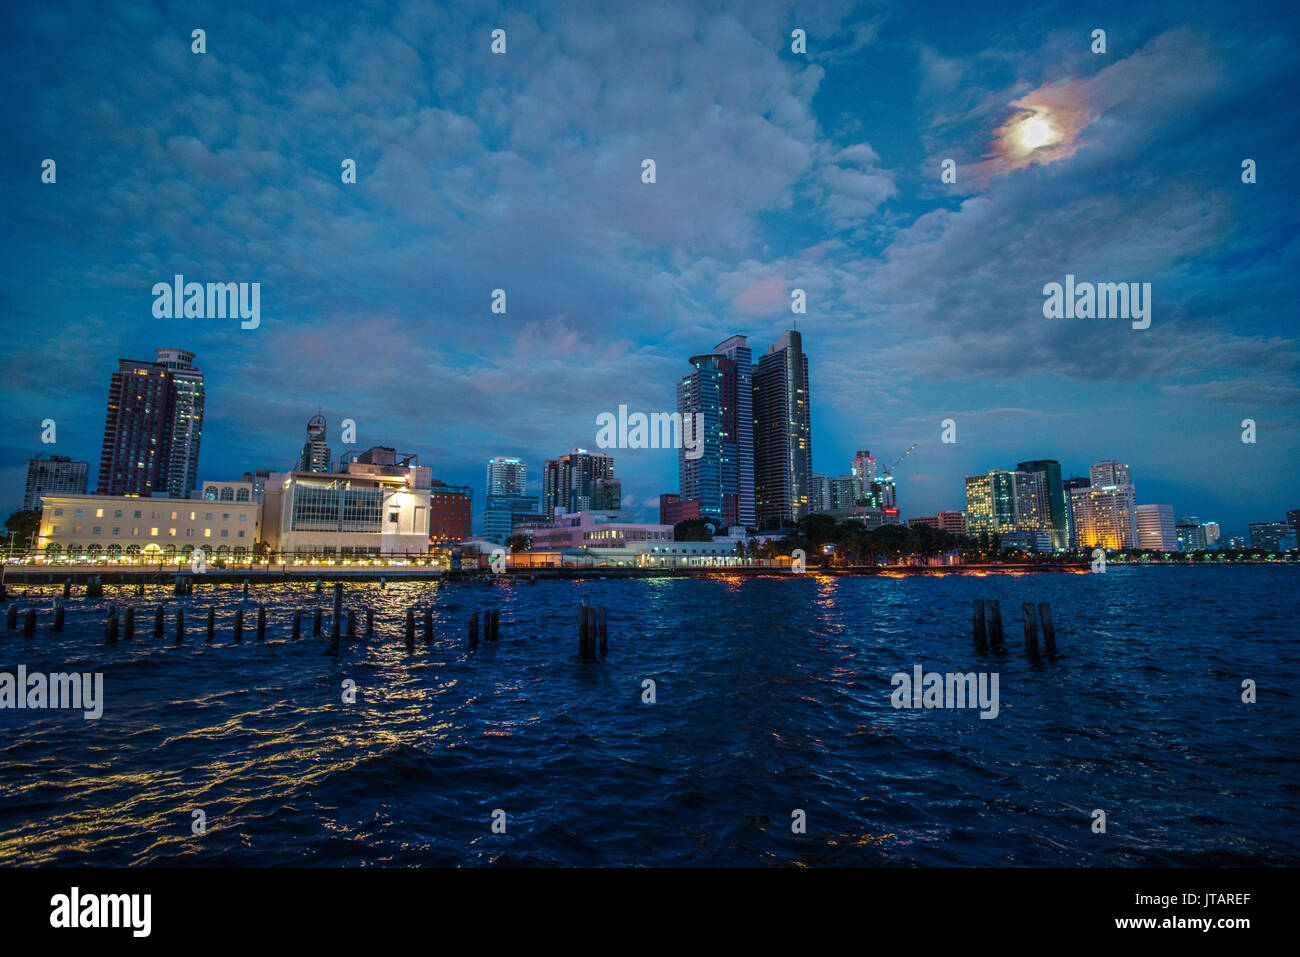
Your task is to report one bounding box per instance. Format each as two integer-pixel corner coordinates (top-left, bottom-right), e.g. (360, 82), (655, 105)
(3, 0), (1297, 536)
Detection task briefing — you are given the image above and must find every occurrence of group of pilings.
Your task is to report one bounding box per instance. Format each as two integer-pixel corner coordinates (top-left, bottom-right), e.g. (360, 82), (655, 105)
(463, 607), (500, 650)
(578, 603), (608, 659)
(972, 598), (1057, 657)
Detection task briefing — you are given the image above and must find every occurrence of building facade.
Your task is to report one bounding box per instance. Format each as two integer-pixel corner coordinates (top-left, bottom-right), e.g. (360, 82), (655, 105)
(486, 456), (527, 496)
(528, 511), (673, 550)
(482, 494), (542, 543)
(1016, 459), (1067, 550)
(297, 413), (330, 472)
(1135, 504), (1177, 550)
(24, 456), (89, 511)
(429, 480), (472, 545)
(753, 330), (811, 526)
(542, 449), (615, 519)
(1071, 484), (1139, 550)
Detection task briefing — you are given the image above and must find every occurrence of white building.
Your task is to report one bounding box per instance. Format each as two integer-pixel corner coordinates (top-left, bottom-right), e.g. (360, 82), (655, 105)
(1136, 504), (1177, 550)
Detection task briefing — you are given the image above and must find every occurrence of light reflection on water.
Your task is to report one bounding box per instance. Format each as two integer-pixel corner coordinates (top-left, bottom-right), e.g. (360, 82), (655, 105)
(0, 567), (1297, 866)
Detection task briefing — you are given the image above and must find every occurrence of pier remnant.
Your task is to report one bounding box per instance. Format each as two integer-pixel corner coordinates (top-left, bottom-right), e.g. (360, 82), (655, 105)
(1038, 603), (1057, 655)
(23, 609), (36, 636)
(5, 605), (15, 630)
(1022, 602), (1039, 658)
(973, 598), (987, 652)
(468, 611), (478, 649)
(124, 607), (135, 641)
(257, 605), (267, 641)
(205, 606), (214, 644)
(105, 609), (118, 645)
(423, 608), (433, 645)
(987, 599), (1005, 652)
(153, 605), (164, 640)
(234, 608), (244, 644)
(347, 609), (356, 639)
(52, 601), (64, 632)
(365, 607), (374, 637)
(598, 606), (608, 655)
(292, 609), (302, 640)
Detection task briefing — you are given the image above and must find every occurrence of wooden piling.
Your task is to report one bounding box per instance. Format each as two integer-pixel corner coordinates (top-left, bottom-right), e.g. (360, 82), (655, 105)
(598, 606), (608, 655)
(256, 605), (266, 641)
(174, 607), (184, 645)
(987, 599), (1005, 652)
(579, 606), (594, 659)
(365, 607), (374, 636)
(62, 579), (71, 600)
(234, 608), (244, 644)
(313, 608), (322, 637)
(331, 583), (342, 642)
(23, 609), (36, 636)
(347, 609), (356, 639)
(52, 601), (64, 632)
(423, 608), (432, 645)
(315, 579), (323, 594)
(486, 607), (499, 642)
(205, 606), (214, 644)
(124, 606), (135, 641)
(105, 610), (118, 645)
(292, 609), (302, 640)
(1022, 602), (1039, 657)
(973, 599), (988, 652)
(468, 611), (478, 648)
(153, 605), (164, 640)
(405, 608), (415, 651)
(1038, 603), (1056, 655)
(5, 605), (15, 630)
(243, 579), (250, 594)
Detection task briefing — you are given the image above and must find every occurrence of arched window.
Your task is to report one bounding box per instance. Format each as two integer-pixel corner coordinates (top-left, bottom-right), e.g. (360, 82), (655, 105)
(162, 544), (177, 563)
(125, 544), (142, 562)
(204, 487), (218, 500)
(67, 545), (83, 561)
(45, 544), (64, 563)
(86, 544), (103, 562)
(216, 545), (231, 560)
(236, 488), (250, 502)
(181, 545), (194, 562)
(233, 546), (248, 562)
(220, 487), (234, 501)
(106, 544), (122, 561)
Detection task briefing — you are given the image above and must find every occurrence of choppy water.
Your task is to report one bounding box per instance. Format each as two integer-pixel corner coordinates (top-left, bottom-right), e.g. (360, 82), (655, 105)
(0, 566), (1296, 866)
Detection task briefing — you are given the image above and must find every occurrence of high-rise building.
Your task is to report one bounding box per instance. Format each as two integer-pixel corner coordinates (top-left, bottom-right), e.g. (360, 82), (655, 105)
(809, 473), (832, 513)
(1016, 460), (1067, 550)
(542, 449), (615, 519)
(1089, 460), (1131, 488)
(851, 451), (877, 502)
(1062, 476), (1091, 547)
(24, 455), (88, 511)
(297, 413), (330, 473)
(1249, 521), (1292, 552)
(753, 330), (811, 526)
(486, 456), (528, 497)
(98, 350), (205, 497)
(593, 477), (622, 511)
(1288, 510), (1300, 541)
(1136, 504), (1177, 550)
(964, 469), (1051, 546)
(714, 335), (755, 526)
(909, 511), (966, 536)
(1071, 485), (1139, 549)
(1201, 521), (1220, 545)
(1176, 516), (1208, 551)
(676, 337), (755, 527)
(482, 494), (542, 543)
(155, 349), (205, 498)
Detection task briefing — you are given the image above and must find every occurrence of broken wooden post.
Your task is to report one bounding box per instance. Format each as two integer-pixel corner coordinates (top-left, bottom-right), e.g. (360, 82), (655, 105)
(52, 601), (64, 632)
(23, 609), (36, 636)
(468, 610), (478, 649)
(987, 599), (1005, 652)
(174, 607), (185, 646)
(124, 606), (135, 641)
(405, 608), (415, 651)
(234, 608), (244, 643)
(423, 608), (432, 645)
(256, 605), (266, 641)
(5, 605), (15, 630)
(598, 606), (608, 655)
(205, 606), (214, 644)
(105, 609), (118, 645)
(292, 609), (302, 640)
(365, 607), (374, 637)
(331, 583), (342, 637)
(488, 607), (500, 642)
(347, 609), (356, 639)
(1037, 603), (1056, 655)
(579, 605), (595, 659)
(1022, 602), (1039, 658)
(153, 605), (164, 640)
(315, 579), (323, 594)
(243, 579), (250, 594)
(62, 579), (71, 600)
(973, 598), (987, 652)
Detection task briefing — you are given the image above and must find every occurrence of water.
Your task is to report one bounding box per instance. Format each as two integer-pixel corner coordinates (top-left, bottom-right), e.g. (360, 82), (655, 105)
(0, 566), (1296, 866)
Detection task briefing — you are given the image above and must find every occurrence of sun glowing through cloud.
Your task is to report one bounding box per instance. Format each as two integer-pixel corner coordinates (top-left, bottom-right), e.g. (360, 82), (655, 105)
(989, 81), (1092, 173)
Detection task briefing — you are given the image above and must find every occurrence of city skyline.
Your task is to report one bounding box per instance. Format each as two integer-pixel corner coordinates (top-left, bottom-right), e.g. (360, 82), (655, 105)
(3, 0), (1297, 536)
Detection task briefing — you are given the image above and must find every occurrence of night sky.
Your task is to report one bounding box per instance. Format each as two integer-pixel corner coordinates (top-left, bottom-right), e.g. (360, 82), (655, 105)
(3, 0), (1296, 537)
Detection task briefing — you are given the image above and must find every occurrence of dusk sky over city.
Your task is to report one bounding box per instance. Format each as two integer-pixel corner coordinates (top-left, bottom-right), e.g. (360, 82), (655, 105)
(2, 0), (1296, 535)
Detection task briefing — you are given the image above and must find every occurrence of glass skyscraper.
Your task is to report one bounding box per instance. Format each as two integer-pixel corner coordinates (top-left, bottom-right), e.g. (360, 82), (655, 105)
(753, 330), (811, 526)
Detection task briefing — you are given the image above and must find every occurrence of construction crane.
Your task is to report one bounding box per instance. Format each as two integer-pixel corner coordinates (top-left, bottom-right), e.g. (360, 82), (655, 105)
(882, 443), (918, 478)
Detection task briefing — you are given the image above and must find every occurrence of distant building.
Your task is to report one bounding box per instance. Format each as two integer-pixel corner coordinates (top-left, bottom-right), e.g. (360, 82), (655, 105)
(429, 481), (472, 545)
(1016, 460), (1067, 550)
(964, 469), (1050, 546)
(297, 413), (330, 473)
(1201, 521), (1220, 545)
(529, 511), (673, 550)
(1062, 476), (1091, 547)
(1288, 510), (1300, 541)
(851, 451), (877, 502)
(240, 469), (273, 502)
(201, 479), (255, 503)
(482, 494), (541, 543)
(753, 330), (812, 525)
(24, 456), (88, 511)
(678, 340), (752, 526)
(1249, 521), (1293, 552)
(37, 489), (260, 563)
(593, 476), (622, 511)
(659, 493), (701, 527)
(543, 449), (615, 519)
(486, 456), (527, 497)
(1071, 484), (1139, 550)
(1135, 504), (1177, 550)
(809, 474), (833, 513)
(1089, 460), (1131, 488)
(1176, 516), (1208, 551)
(910, 511), (966, 536)
(98, 349), (205, 498)
(261, 448), (432, 558)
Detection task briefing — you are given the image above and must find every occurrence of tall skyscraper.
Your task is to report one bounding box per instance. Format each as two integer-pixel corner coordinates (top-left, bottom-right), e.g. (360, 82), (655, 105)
(1071, 484), (1139, 549)
(676, 336), (755, 527)
(753, 330), (811, 526)
(1016, 459), (1067, 550)
(964, 468), (1050, 545)
(1136, 504), (1177, 550)
(486, 456), (528, 497)
(1089, 460), (1131, 488)
(297, 413), (330, 472)
(542, 449), (615, 518)
(851, 451), (877, 502)
(98, 349), (204, 497)
(1062, 476), (1091, 547)
(24, 455), (88, 511)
